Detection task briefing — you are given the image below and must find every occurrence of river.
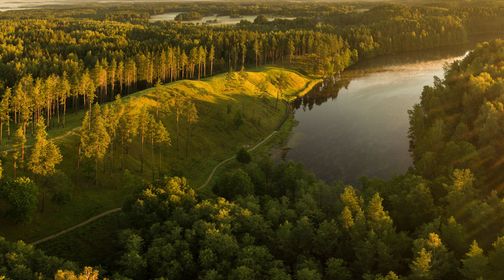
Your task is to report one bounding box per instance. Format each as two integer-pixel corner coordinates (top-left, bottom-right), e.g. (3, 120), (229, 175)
(285, 47), (469, 185)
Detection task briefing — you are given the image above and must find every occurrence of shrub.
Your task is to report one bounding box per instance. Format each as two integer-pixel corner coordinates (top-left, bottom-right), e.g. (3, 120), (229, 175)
(236, 148), (252, 164)
(47, 171), (74, 205)
(233, 111), (244, 128)
(0, 177), (39, 223)
(213, 169), (254, 199)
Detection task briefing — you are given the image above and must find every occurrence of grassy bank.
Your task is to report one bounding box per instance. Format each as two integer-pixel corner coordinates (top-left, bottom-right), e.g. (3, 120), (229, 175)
(0, 66), (317, 244)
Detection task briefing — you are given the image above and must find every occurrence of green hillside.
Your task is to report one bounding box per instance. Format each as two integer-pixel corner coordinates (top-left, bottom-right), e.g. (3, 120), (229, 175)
(0, 66), (320, 243)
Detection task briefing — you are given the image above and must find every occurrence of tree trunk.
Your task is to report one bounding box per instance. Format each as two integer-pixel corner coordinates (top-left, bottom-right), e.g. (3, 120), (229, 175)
(77, 145), (81, 169)
(63, 100), (66, 127)
(151, 140), (155, 180)
(185, 125), (191, 158)
(121, 137), (125, 170)
(140, 134), (144, 173)
(95, 158), (98, 186)
(110, 140), (114, 173)
(7, 118), (10, 140)
(21, 142), (25, 162)
(57, 101), (60, 127)
(41, 190), (46, 213)
(176, 112), (180, 152)
(158, 144), (162, 178)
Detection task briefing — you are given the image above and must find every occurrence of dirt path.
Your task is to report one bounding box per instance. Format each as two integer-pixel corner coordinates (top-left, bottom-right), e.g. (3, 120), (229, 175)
(1, 127), (80, 153)
(31, 208), (121, 245)
(31, 104), (291, 246)
(197, 130), (279, 190)
(30, 129), (282, 245)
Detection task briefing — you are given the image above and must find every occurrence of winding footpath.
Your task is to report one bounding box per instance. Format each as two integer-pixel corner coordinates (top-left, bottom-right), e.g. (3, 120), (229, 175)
(31, 208), (122, 246)
(197, 131), (279, 190)
(30, 118), (286, 245)
(1, 127), (80, 153)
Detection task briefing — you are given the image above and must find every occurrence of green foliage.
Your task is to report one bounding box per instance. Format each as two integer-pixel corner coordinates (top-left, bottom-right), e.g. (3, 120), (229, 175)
(234, 110), (244, 128)
(28, 119), (63, 177)
(460, 240), (488, 280)
(0, 236), (80, 279)
(80, 104), (111, 163)
(325, 258), (351, 280)
(236, 148), (252, 164)
(47, 171), (74, 205)
(213, 169), (254, 199)
(254, 15), (269, 25)
(0, 2), (503, 279)
(0, 177), (38, 223)
(175, 11), (203, 21)
(113, 159), (478, 279)
(409, 40), (504, 252)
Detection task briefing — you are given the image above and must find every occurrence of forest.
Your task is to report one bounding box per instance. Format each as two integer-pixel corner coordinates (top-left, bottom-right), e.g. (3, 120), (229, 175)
(0, 0), (503, 279)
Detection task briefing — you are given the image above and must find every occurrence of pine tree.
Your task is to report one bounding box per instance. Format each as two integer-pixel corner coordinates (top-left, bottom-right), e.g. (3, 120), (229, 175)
(411, 233), (458, 279)
(147, 117), (170, 177)
(184, 101), (198, 157)
(209, 45), (215, 76)
(366, 193), (393, 233)
(410, 248), (432, 280)
(80, 70), (96, 116)
(109, 59), (117, 97)
(58, 73), (71, 127)
(80, 104), (111, 183)
(488, 236), (504, 280)
(0, 88), (11, 145)
(14, 126), (26, 163)
(154, 80), (164, 118)
(102, 103), (122, 172)
(166, 91), (187, 152)
(138, 107), (150, 173)
(254, 39), (261, 67)
(460, 240), (488, 280)
(340, 206), (355, 230)
(118, 107), (139, 170)
(340, 186), (365, 222)
(28, 118), (62, 176)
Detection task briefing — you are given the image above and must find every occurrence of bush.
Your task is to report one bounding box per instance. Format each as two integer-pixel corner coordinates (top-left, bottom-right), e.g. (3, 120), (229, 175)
(47, 171), (74, 205)
(0, 177), (39, 223)
(233, 111), (244, 128)
(213, 169), (254, 199)
(236, 148), (252, 164)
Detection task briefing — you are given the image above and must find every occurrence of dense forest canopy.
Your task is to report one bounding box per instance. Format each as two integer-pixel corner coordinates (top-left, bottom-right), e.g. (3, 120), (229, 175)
(0, 0), (503, 279)
(110, 41), (504, 279)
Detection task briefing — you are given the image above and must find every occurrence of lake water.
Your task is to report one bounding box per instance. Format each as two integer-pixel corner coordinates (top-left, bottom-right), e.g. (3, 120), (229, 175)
(285, 48), (469, 185)
(149, 13), (294, 25)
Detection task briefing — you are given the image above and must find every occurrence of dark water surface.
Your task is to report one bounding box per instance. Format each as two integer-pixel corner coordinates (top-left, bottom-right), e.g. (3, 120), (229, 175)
(286, 48), (469, 185)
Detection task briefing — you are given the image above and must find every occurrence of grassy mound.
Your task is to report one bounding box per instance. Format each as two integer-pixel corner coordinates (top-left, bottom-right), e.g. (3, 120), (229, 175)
(0, 66), (319, 243)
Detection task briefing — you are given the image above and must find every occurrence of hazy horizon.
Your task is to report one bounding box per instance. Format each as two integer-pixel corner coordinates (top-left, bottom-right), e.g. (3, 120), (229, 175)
(0, 0), (396, 11)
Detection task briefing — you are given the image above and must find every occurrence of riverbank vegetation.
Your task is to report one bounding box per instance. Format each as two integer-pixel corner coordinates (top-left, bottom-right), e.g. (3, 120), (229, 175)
(97, 40), (503, 280)
(0, 0), (503, 279)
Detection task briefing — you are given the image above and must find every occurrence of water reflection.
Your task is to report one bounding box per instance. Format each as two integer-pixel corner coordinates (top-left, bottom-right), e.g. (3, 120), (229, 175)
(292, 79), (350, 111)
(285, 48), (468, 185)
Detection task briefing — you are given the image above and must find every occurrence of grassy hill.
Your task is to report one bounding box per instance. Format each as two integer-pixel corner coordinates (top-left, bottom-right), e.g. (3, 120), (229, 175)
(0, 66), (320, 244)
